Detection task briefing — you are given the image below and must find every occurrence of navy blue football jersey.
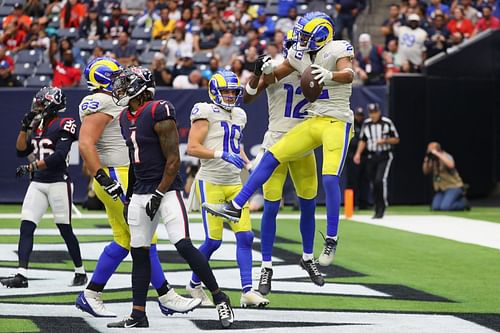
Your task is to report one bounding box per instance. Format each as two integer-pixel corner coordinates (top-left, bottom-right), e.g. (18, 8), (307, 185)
(119, 100), (183, 194)
(19, 117), (78, 183)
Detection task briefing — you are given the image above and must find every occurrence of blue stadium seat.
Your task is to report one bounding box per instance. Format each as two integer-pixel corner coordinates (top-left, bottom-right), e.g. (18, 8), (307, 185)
(99, 39), (118, 51)
(74, 38), (98, 51)
(25, 75), (52, 88)
(266, 5), (279, 16)
(13, 63), (34, 78)
(128, 15), (138, 28)
(138, 51), (155, 65)
(133, 39), (147, 53)
(58, 28), (79, 40)
(15, 49), (41, 64)
(35, 62), (53, 76)
(48, 16), (59, 28)
(3, 0), (25, 5)
(193, 52), (212, 64)
(131, 27), (152, 40)
(149, 39), (167, 52)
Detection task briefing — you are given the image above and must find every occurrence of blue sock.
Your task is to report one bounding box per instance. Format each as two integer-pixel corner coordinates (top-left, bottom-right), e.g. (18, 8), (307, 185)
(233, 152), (280, 208)
(235, 231), (254, 293)
(190, 238), (221, 285)
(299, 197), (316, 254)
(149, 244), (167, 290)
(323, 175), (341, 237)
(91, 241), (129, 285)
(261, 200), (280, 262)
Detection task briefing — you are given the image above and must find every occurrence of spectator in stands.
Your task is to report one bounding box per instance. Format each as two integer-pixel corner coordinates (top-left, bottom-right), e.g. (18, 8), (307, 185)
(240, 28), (264, 54)
(423, 142), (469, 211)
(24, 0), (46, 18)
(201, 57), (223, 81)
(473, 5), (500, 35)
(425, 13), (450, 58)
(266, 43), (284, 63)
(112, 32), (137, 66)
(252, 7), (276, 39)
(4, 3), (33, 33)
(427, 0), (451, 17)
(162, 23), (193, 67)
(54, 37), (84, 68)
(87, 45), (104, 63)
(151, 52), (172, 86)
(304, 0), (332, 12)
(230, 58), (251, 85)
(354, 33), (385, 85)
(21, 21), (50, 58)
(447, 7), (474, 38)
(50, 49), (81, 87)
(180, 7), (194, 32)
(171, 51), (197, 78)
(214, 32), (240, 67)
(60, 0), (86, 29)
(105, 3), (130, 39)
(394, 14), (428, 72)
(278, 0), (297, 17)
(0, 46), (14, 71)
(193, 18), (222, 51)
(452, 0), (480, 24)
(0, 60), (22, 87)
(335, 0), (365, 41)
(167, 0), (181, 20)
(384, 39), (402, 80)
(137, 0), (160, 28)
(121, 0), (145, 16)
(227, 8), (252, 36)
(276, 7), (298, 33)
(45, 0), (64, 21)
(207, 2), (227, 33)
(152, 7), (176, 40)
(172, 69), (202, 88)
(79, 6), (105, 40)
(381, 3), (402, 48)
(1, 23), (26, 52)
(242, 46), (259, 72)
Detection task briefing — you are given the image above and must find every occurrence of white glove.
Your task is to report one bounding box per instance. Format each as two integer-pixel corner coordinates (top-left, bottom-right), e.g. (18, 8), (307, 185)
(311, 64), (333, 85)
(262, 59), (274, 75)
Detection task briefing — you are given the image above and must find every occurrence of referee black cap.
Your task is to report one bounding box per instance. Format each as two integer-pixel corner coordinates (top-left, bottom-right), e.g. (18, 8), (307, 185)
(367, 103), (380, 113)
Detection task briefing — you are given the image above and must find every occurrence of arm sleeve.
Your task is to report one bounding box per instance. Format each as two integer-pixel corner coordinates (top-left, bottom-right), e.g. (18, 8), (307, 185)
(125, 160), (135, 201)
(43, 132), (73, 169)
(152, 100), (176, 123)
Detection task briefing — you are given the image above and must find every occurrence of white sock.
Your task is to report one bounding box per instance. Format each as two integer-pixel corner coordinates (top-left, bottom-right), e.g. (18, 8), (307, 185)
(302, 253), (314, 261)
(17, 267), (27, 278)
(261, 261), (272, 269)
(232, 200), (241, 209)
(327, 235), (338, 241)
(74, 266), (85, 274)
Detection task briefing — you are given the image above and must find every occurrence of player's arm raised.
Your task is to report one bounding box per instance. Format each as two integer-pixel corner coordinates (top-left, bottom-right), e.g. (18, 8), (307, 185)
(79, 112), (112, 175)
(263, 59), (295, 85)
(311, 57), (354, 85)
(243, 75), (267, 104)
(154, 119), (181, 193)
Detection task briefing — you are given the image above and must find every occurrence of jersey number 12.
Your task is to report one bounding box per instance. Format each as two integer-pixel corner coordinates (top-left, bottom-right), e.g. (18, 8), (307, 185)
(283, 84), (329, 119)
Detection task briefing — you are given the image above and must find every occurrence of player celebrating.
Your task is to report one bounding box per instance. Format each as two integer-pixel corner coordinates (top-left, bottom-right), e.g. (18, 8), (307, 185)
(204, 12), (355, 268)
(244, 32), (323, 295)
(107, 67), (234, 329)
(186, 70), (269, 307)
(1, 87), (86, 288)
(76, 57), (197, 318)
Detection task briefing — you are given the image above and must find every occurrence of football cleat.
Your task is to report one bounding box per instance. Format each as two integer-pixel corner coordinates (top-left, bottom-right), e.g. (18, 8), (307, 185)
(186, 283), (214, 306)
(158, 288), (201, 316)
(202, 201), (241, 222)
(318, 237), (338, 266)
(107, 315), (149, 328)
(240, 290), (270, 308)
(76, 290), (117, 317)
(300, 258), (325, 286)
(215, 294), (234, 329)
(258, 267), (273, 295)
(69, 273), (88, 287)
(0, 274), (28, 288)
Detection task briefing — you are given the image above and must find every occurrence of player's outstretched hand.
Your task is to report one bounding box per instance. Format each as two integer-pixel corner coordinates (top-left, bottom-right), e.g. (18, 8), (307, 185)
(16, 165), (30, 178)
(21, 112), (37, 131)
(95, 168), (124, 201)
(311, 64), (333, 85)
(146, 190), (164, 221)
(221, 152), (246, 169)
(253, 55), (272, 76)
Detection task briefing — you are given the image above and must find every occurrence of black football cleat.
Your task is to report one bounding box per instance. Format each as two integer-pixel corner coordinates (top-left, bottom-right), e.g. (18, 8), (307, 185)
(300, 258), (325, 286)
(202, 201), (241, 222)
(69, 273), (88, 287)
(215, 293), (234, 329)
(107, 315), (149, 328)
(258, 267), (273, 295)
(0, 274), (28, 288)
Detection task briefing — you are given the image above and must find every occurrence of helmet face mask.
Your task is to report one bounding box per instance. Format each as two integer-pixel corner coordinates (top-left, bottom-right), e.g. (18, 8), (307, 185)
(31, 87), (66, 122)
(208, 71), (242, 110)
(111, 66), (155, 107)
(292, 12), (334, 53)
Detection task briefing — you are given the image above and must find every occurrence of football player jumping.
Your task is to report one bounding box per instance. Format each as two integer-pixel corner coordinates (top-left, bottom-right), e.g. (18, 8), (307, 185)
(186, 70), (269, 308)
(243, 31), (323, 295)
(204, 12), (355, 268)
(76, 57), (197, 318)
(107, 67), (234, 329)
(1, 87), (86, 288)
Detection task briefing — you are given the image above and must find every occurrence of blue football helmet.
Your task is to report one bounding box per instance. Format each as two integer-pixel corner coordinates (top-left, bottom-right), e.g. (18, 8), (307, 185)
(293, 11), (335, 52)
(84, 56), (122, 92)
(208, 70), (243, 110)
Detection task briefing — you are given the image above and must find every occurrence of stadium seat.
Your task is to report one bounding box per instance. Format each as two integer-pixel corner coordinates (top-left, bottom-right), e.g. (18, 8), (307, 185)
(138, 51), (155, 65)
(133, 39), (147, 53)
(25, 75), (51, 88)
(58, 28), (79, 40)
(266, 5), (279, 16)
(0, 6), (13, 16)
(193, 52), (212, 64)
(128, 15), (138, 28)
(48, 16), (59, 29)
(149, 39), (167, 52)
(131, 27), (152, 40)
(74, 38), (98, 51)
(15, 49), (41, 65)
(79, 50), (91, 63)
(297, 5), (308, 16)
(13, 63), (34, 78)
(3, 0), (24, 5)
(35, 62), (53, 76)
(251, 0), (267, 5)
(99, 39), (118, 51)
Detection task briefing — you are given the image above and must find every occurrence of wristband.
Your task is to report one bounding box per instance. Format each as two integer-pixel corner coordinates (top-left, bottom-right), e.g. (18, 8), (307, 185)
(214, 150), (223, 158)
(29, 161), (38, 172)
(342, 68), (355, 74)
(154, 189), (165, 197)
(245, 83), (258, 95)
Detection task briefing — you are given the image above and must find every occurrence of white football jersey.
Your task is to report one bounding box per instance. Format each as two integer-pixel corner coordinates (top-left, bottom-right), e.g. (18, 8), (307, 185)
(190, 102), (247, 185)
(79, 92), (129, 167)
(287, 40), (355, 123)
(394, 25), (427, 66)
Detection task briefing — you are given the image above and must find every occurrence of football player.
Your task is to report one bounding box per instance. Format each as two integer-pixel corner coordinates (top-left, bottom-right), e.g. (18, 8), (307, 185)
(244, 31), (323, 295)
(1, 87), (86, 288)
(204, 12), (355, 267)
(107, 67), (234, 329)
(76, 57), (197, 318)
(186, 70), (269, 308)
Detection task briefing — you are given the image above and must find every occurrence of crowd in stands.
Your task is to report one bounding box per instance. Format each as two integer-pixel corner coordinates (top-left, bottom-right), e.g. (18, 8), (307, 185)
(0, 0), (498, 88)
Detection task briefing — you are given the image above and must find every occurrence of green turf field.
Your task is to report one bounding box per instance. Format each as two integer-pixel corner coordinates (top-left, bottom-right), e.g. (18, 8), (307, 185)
(0, 204), (499, 332)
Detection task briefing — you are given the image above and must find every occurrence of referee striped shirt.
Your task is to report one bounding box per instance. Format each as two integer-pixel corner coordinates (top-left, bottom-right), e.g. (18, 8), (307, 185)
(359, 116), (399, 153)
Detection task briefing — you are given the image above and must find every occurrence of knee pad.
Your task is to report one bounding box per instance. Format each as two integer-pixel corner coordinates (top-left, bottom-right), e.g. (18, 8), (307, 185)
(104, 241), (129, 261)
(20, 220), (36, 237)
(235, 231), (254, 249)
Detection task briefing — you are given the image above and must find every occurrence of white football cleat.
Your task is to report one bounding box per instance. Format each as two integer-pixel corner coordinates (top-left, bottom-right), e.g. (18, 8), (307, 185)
(76, 290), (116, 317)
(186, 283), (214, 306)
(158, 288), (201, 316)
(240, 289), (269, 308)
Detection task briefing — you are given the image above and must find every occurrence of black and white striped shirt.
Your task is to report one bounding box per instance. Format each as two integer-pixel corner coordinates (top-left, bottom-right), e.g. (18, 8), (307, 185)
(359, 117), (399, 153)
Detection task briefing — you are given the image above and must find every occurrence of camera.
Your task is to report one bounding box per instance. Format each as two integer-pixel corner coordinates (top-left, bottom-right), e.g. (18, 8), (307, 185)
(426, 152), (436, 160)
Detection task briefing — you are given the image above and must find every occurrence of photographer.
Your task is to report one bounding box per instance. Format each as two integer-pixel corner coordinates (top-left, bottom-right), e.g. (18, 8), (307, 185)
(423, 142), (469, 211)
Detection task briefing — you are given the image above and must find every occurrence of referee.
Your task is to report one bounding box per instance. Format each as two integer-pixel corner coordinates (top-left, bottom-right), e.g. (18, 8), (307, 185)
(353, 103), (400, 218)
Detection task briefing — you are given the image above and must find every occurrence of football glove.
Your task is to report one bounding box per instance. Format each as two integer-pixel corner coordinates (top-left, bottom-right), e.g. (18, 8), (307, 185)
(146, 190), (164, 221)
(95, 168), (124, 201)
(221, 152), (246, 169)
(311, 64), (333, 85)
(21, 112), (37, 132)
(253, 55), (272, 76)
(16, 161), (37, 178)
